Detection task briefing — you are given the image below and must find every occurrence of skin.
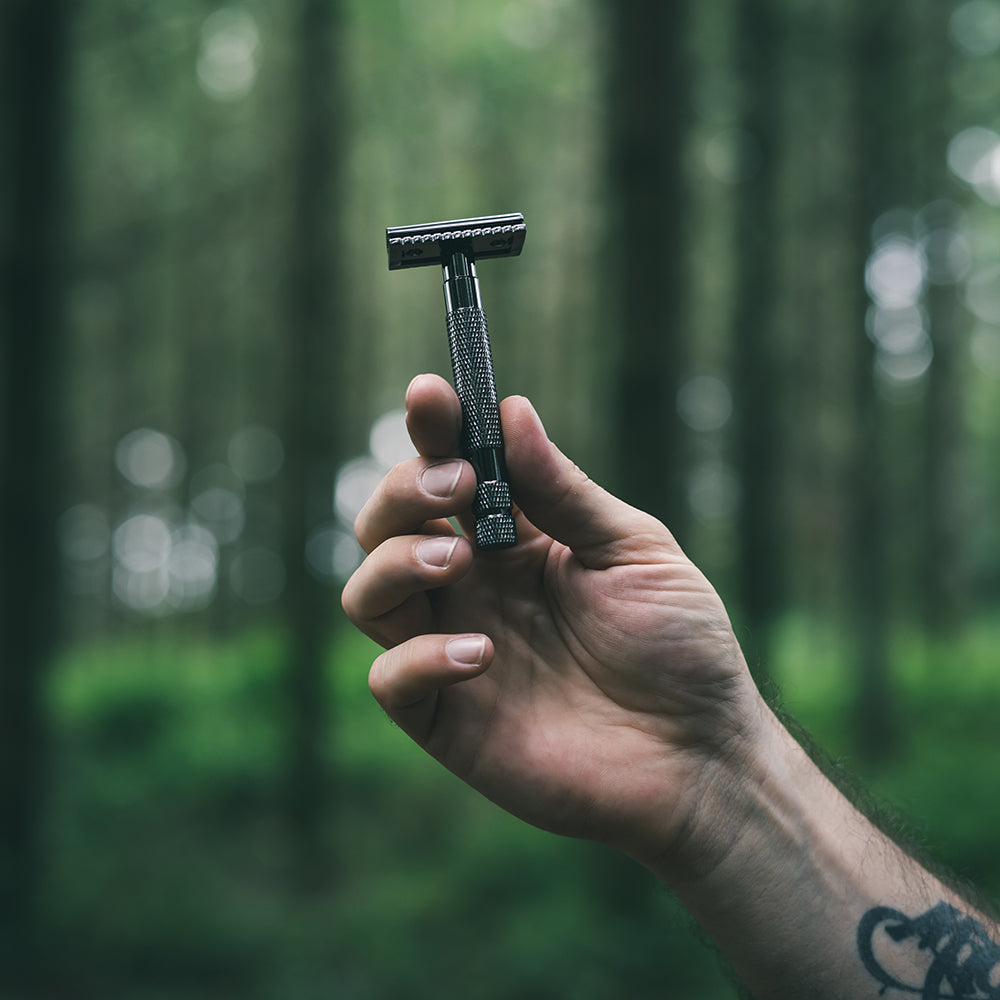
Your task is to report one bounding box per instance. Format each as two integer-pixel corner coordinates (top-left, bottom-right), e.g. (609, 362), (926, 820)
(342, 372), (762, 865)
(342, 374), (998, 999)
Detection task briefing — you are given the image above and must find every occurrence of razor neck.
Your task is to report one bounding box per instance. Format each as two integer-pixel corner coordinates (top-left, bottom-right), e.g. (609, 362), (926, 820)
(442, 248), (482, 312)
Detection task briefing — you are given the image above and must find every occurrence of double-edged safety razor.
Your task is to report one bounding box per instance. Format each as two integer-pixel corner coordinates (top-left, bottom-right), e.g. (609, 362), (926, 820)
(386, 213), (526, 550)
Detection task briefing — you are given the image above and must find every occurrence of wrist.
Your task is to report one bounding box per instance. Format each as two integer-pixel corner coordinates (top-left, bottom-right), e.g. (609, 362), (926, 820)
(635, 699), (987, 999)
(640, 704), (856, 995)
(633, 687), (781, 881)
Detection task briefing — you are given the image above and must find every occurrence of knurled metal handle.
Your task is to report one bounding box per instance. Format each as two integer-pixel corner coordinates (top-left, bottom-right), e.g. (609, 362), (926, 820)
(446, 305), (517, 549)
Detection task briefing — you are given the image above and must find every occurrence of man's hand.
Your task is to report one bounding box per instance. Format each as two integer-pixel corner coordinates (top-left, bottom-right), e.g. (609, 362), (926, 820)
(341, 374), (762, 864)
(343, 373), (1000, 1000)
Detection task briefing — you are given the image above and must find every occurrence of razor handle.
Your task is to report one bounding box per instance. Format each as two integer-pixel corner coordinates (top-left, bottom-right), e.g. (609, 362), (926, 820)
(442, 247), (517, 550)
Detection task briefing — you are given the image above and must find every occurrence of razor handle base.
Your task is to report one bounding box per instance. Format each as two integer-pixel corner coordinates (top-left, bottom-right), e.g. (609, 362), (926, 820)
(445, 305), (517, 550)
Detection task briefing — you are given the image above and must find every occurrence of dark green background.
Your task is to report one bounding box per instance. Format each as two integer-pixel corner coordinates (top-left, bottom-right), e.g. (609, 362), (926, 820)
(4, 1), (1000, 996)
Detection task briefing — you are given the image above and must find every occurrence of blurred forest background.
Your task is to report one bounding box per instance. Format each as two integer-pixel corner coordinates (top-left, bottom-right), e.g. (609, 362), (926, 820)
(4, 0), (1000, 997)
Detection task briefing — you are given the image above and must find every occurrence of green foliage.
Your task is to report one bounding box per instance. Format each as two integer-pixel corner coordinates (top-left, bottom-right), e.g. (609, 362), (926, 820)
(774, 615), (1000, 899)
(40, 630), (736, 999)
(35, 622), (1000, 998)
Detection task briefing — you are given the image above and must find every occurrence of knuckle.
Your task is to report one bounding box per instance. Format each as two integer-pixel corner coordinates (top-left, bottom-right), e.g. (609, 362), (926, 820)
(368, 655), (390, 705)
(339, 570), (363, 622)
(340, 584), (355, 621)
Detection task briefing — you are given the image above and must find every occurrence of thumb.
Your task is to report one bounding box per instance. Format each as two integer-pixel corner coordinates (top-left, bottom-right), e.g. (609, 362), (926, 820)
(500, 396), (677, 570)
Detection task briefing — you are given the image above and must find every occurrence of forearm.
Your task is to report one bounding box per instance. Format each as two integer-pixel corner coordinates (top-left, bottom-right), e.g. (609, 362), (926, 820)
(645, 701), (999, 999)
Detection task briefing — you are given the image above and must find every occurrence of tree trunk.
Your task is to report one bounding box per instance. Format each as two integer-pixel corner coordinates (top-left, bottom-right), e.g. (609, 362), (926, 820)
(604, 0), (691, 536)
(846, 0), (900, 762)
(280, 0), (347, 886)
(912, 0), (964, 638)
(0, 0), (73, 981)
(730, 0), (785, 680)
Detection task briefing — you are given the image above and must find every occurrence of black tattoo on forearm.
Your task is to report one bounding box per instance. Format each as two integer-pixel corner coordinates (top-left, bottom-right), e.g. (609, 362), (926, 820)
(858, 902), (1000, 998)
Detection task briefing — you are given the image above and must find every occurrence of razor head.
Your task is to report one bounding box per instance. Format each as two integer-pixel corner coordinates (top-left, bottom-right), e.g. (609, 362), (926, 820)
(386, 213), (526, 270)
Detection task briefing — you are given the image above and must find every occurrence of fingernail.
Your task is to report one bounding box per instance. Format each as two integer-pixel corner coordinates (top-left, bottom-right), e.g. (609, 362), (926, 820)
(447, 635), (486, 666)
(417, 535), (459, 568)
(421, 460), (463, 499)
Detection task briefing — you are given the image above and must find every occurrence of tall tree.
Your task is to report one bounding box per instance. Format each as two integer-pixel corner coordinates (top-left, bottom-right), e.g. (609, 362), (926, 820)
(912, 1), (964, 638)
(0, 0), (74, 981)
(605, 0), (692, 535)
(730, 0), (785, 678)
(279, 0), (347, 883)
(596, 0), (693, 942)
(845, 0), (902, 761)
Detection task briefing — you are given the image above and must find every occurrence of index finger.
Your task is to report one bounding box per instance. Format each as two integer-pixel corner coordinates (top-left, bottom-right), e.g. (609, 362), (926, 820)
(405, 373), (461, 459)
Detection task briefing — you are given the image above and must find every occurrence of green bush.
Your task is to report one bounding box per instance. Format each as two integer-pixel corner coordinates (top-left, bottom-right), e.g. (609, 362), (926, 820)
(32, 618), (1000, 998)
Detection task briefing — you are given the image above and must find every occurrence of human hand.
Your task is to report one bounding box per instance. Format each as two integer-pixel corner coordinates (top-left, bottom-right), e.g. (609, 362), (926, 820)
(341, 374), (765, 865)
(347, 375), (1000, 1000)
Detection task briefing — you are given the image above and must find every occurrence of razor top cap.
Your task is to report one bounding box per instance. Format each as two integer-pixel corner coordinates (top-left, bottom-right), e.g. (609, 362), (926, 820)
(386, 213), (526, 270)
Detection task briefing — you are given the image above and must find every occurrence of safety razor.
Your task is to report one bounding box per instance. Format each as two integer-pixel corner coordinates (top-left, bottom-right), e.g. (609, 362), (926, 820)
(386, 213), (526, 550)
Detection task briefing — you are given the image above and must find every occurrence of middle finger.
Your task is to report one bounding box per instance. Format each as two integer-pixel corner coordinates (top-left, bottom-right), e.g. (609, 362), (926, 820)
(354, 456), (477, 554)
